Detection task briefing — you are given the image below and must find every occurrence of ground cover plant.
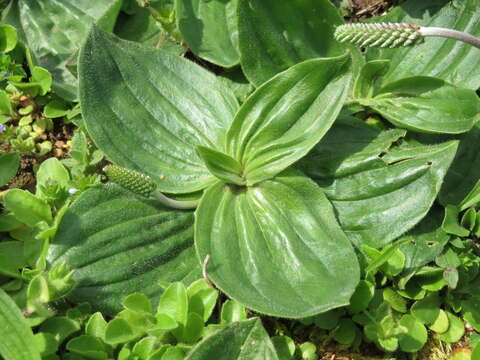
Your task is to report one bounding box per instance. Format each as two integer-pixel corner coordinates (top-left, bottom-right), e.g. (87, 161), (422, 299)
(0, 0), (480, 359)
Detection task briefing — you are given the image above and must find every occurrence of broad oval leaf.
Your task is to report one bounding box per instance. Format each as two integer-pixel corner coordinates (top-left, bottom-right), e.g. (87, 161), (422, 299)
(366, 76), (480, 134)
(48, 184), (200, 314)
(238, 0), (348, 86)
(226, 55), (352, 186)
(185, 318), (278, 360)
(3, 0), (122, 101)
(0, 288), (41, 360)
(297, 116), (458, 247)
(440, 124), (480, 206)
(176, 0), (240, 67)
(366, 0), (480, 90)
(79, 27), (239, 194)
(195, 171), (360, 318)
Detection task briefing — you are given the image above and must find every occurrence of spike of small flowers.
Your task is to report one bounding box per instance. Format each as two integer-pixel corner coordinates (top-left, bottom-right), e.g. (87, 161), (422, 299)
(103, 165), (157, 198)
(335, 23), (424, 48)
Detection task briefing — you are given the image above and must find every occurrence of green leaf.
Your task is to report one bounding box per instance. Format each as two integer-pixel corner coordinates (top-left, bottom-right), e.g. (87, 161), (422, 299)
(105, 318), (137, 345)
(399, 208), (449, 272)
(155, 314), (178, 331)
(438, 312), (465, 343)
(196, 146), (245, 186)
(44, 99), (70, 118)
(179, 312), (204, 344)
(0, 24), (17, 52)
(383, 288), (407, 313)
(365, 77), (479, 134)
(122, 292), (152, 315)
(40, 316), (80, 344)
(442, 205), (470, 237)
(4, 189), (52, 227)
(79, 27), (239, 194)
(365, 0), (480, 90)
(0, 89), (13, 116)
(0, 288), (41, 360)
(4, 0), (122, 101)
(440, 124), (480, 206)
(157, 282), (188, 326)
(348, 280), (375, 313)
(35, 158), (70, 198)
(410, 293), (440, 325)
(176, 0), (239, 67)
(0, 241), (26, 278)
(185, 318), (278, 360)
(0, 152), (19, 187)
(353, 59), (390, 99)
(429, 309), (449, 334)
(299, 117), (458, 247)
(66, 335), (107, 359)
(333, 319), (357, 346)
(312, 309), (343, 330)
(226, 55), (352, 186)
(220, 300), (247, 324)
(398, 315), (428, 353)
(33, 333), (58, 357)
(462, 297), (480, 332)
(195, 171), (360, 317)
(85, 312), (107, 340)
(271, 336), (295, 360)
(48, 184), (200, 314)
(237, 0), (349, 86)
(187, 280), (218, 322)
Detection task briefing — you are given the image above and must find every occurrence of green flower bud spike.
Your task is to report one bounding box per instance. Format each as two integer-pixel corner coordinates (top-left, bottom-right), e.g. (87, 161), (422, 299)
(335, 23), (480, 49)
(103, 165), (198, 210)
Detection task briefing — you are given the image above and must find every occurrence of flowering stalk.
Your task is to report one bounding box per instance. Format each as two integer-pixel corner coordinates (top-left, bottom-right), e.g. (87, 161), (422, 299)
(335, 23), (480, 49)
(103, 165), (198, 210)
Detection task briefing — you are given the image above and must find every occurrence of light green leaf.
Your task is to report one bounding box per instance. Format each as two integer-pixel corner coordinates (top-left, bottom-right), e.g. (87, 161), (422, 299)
(187, 280), (218, 322)
(4, 0), (122, 100)
(44, 99), (70, 118)
(365, 76), (480, 134)
(299, 116), (458, 247)
(237, 0), (350, 86)
(157, 282), (188, 326)
(105, 318), (137, 345)
(366, 0), (480, 90)
(185, 318), (279, 360)
(85, 312), (107, 340)
(226, 55), (352, 186)
(220, 300), (247, 324)
(195, 171), (360, 317)
(0, 241), (26, 278)
(383, 288), (407, 313)
(462, 297), (480, 332)
(438, 312), (465, 343)
(0, 288), (41, 360)
(196, 146), (245, 186)
(122, 292), (152, 315)
(429, 309), (449, 334)
(48, 184), (200, 314)
(398, 315), (428, 352)
(442, 205), (470, 237)
(176, 0), (239, 67)
(4, 189), (52, 227)
(348, 280), (375, 313)
(79, 27), (238, 194)
(0, 152), (19, 187)
(36, 157), (70, 197)
(66, 335), (107, 359)
(0, 24), (17, 52)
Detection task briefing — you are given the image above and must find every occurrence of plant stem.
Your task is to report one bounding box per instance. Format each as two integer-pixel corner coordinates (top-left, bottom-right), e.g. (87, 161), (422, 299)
(152, 191), (199, 210)
(420, 27), (480, 49)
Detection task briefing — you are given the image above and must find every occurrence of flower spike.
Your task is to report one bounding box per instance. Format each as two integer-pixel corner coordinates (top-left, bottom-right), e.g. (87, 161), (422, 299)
(335, 22), (480, 49)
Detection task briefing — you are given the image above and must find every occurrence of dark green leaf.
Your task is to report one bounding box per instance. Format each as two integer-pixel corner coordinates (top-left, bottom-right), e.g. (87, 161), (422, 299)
(348, 280), (375, 313)
(442, 205), (470, 237)
(4, 0), (122, 100)
(353, 59), (390, 99)
(237, 0), (349, 85)
(185, 318), (278, 360)
(366, 77), (480, 134)
(0, 288), (41, 360)
(195, 171), (360, 317)
(40, 317), (80, 343)
(300, 118), (458, 247)
(79, 27), (238, 194)
(227, 55), (352, 185)
(176, 0), (239, 67)
(411, 293), (440, 325)
(48, 184), (200, 314)
(66, 335), (107, 359)
(333, 319), (357, 345)
(366, 0), (480, 90)
(0, 152), (19, 187)
(398, 315), (428, 352)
